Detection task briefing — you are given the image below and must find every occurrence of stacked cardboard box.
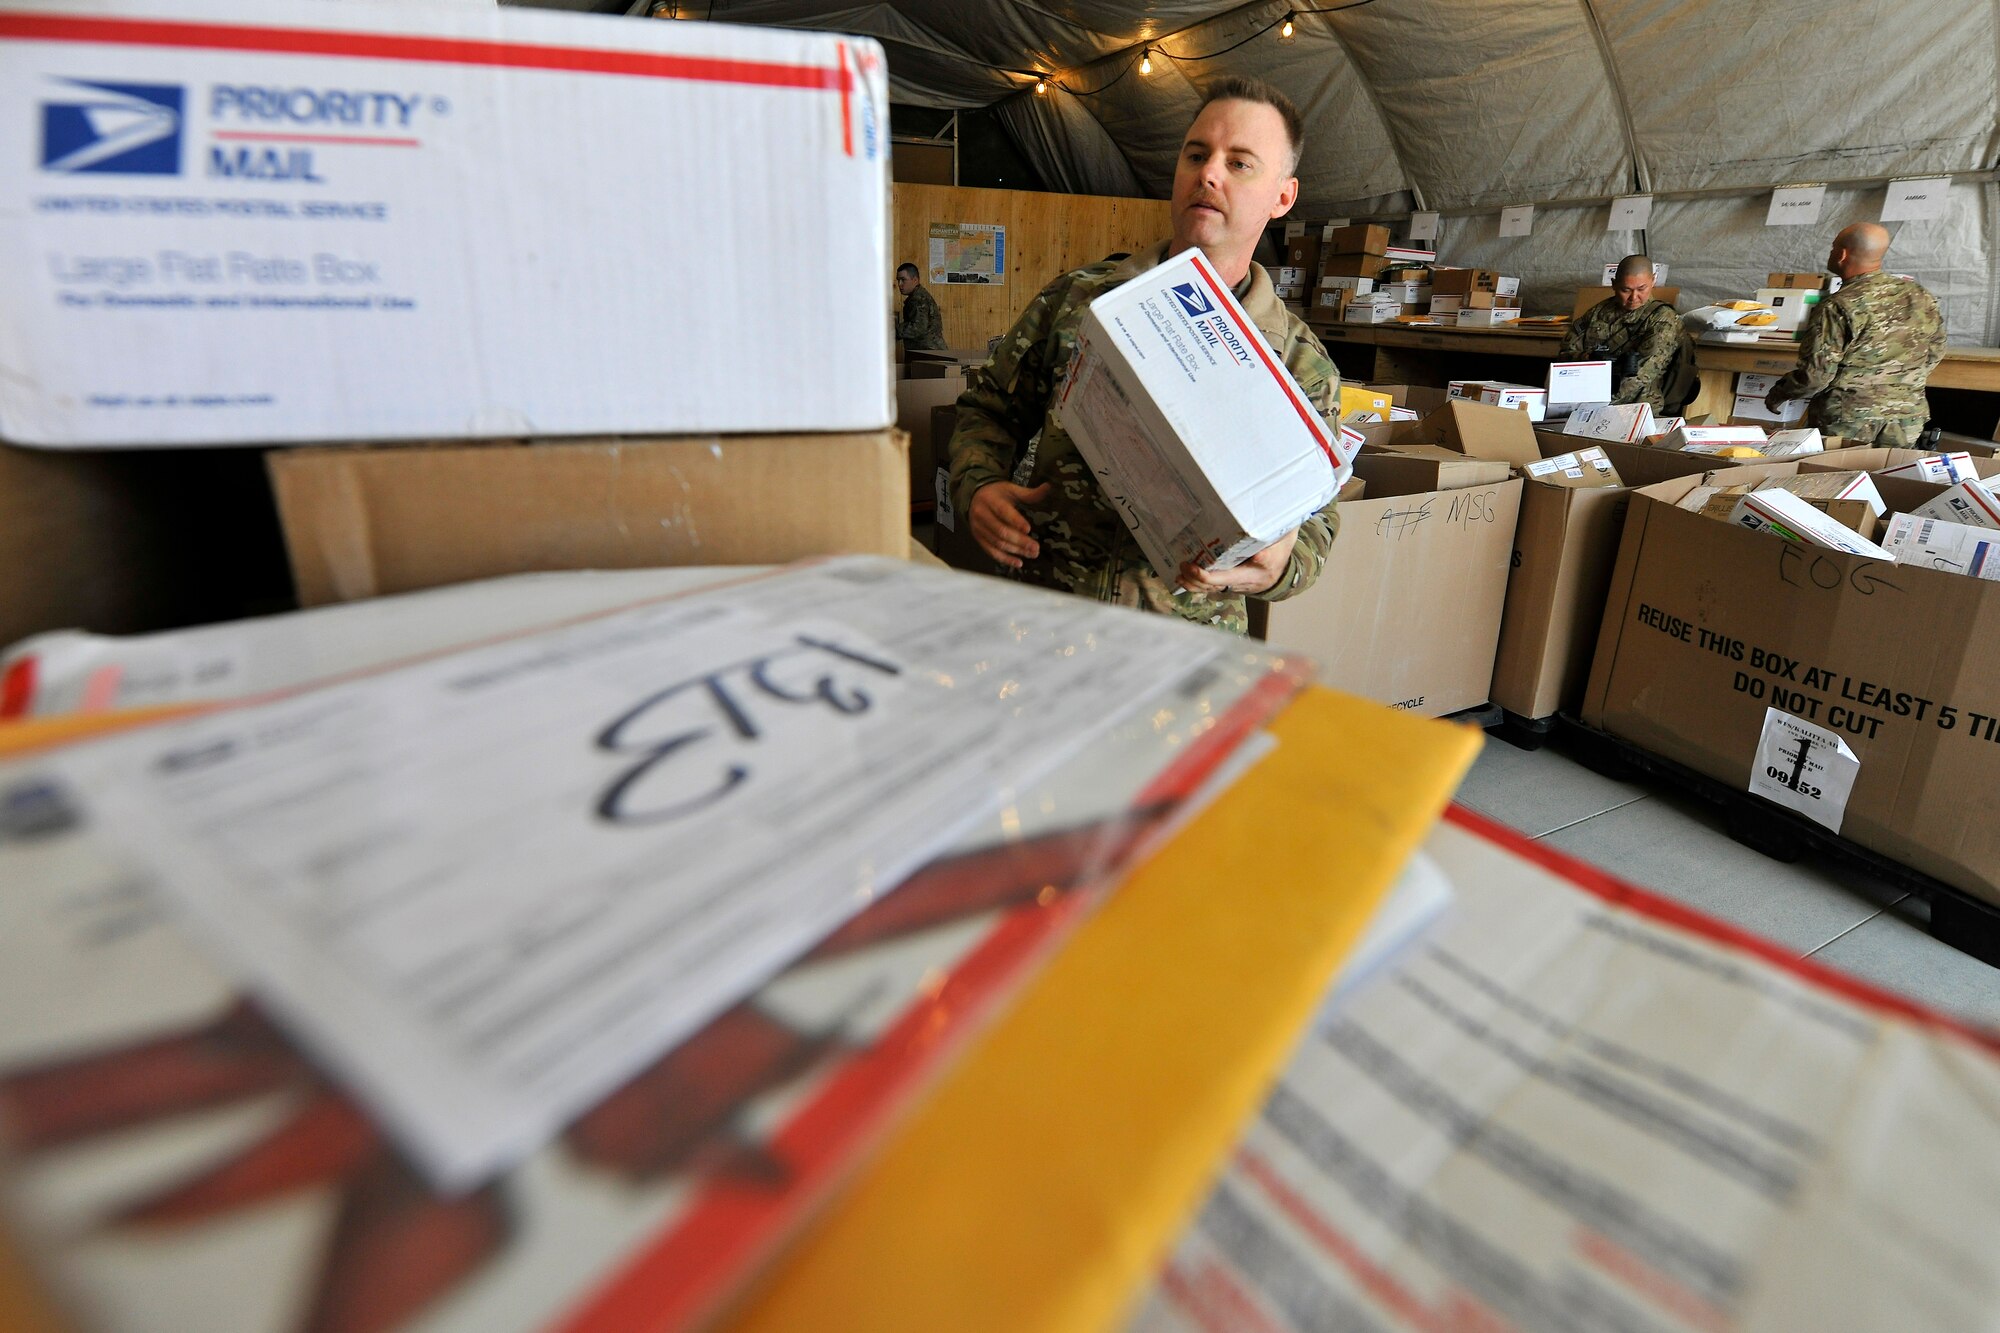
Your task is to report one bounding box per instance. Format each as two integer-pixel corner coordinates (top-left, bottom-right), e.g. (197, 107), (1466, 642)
(0, 1), (908, 632)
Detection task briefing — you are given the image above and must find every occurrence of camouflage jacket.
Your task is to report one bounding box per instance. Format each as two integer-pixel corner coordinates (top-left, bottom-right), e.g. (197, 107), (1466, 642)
(896, 284), (947, 351)
(946, 240), (1341, 635)
(1771, 270), (1944, 429)
(1559, 298), (1683, 411)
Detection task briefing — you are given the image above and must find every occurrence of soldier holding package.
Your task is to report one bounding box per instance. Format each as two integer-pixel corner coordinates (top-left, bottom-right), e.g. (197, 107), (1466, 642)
(1765, 222), (1945, 446)
(946, 77), (1340, 636)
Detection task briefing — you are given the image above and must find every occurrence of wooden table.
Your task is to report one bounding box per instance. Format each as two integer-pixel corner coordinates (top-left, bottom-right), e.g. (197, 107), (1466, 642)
(1309, 322), (2000, 425)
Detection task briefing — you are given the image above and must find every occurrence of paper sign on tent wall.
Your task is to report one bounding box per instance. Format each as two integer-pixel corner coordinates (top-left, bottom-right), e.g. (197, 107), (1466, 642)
(928, 222), (1005, 285)
(1767, 185), (1826, 226)
(1882, 177), (1951, 222)
(1499, 205), (1534, 238)
(1318, 218), (1354, 240)
(1408, 211), (1440, 242)
(1609, 195), (1653, 230)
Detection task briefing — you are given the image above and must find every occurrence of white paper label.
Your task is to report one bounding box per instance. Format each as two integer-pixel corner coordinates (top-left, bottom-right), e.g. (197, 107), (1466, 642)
(1749, 708), (1859, 832)
(933, 465), (955, 530)
(23, 558), (1219, 1189)
(1407, 211), (1440, 242)
(1767, 185), (1826, 227)
(1318, 218), (1353, 240)
(1498, 205), (1534, 238)
(1882, 176), (1951, 222)
(1609, 194), (1653, 230)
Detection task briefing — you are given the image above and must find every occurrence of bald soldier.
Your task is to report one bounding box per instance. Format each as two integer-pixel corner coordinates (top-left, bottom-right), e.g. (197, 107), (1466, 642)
(1559, 254), (1689, 412)
(945, 76), (1340, 635)
(1765, 222), (1944, 446)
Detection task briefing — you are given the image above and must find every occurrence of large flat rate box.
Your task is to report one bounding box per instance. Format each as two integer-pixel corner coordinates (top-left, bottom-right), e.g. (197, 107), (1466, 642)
(268, 431), (910, 605)
(1585, 475), (2000, 905)
(0, 1), (892, 446)
(1258, 467), (1522, 717)
(1056, 247), (1338, 575)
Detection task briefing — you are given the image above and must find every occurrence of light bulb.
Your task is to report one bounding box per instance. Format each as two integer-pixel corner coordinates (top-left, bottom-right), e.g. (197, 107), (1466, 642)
(1139, 49), (1153, 75)
(1035, 77), (1047, 94)
(1280, 15), (1295, 39)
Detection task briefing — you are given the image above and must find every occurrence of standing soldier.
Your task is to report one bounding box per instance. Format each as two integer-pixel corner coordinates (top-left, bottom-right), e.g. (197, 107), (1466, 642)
(894, 263), (948, 352)
(1765, 222), (1945, 445)
(945, 77), (1340, 635)
(1559, 254), (1691, 413)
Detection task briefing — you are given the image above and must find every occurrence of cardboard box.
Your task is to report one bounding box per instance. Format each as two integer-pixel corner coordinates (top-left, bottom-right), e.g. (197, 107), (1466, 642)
(268, 431), (911, 605)
(1314, 288), (1349, 315)
(1344, 302), (1397, 323)
(1915, 479), (2000, 529)
(1271, 266), (1307, 287)
(0, 2), (892, 447)
(1457, 307), (1521, 328)
(1584, 474), (2000, 902)
(1699, 485), (1877, 541)
(1367, 383), (1455, 418)
(1756, 288), (1821, 333)
(1477, 384), (1548, 421)
(898, 374), (967, 501)
(1763, 428), (1825, 458)
(0, 443), (293, 653)
(1463, 290), (1522, 310)
(1490, 476), (1631, 719)
(1384, 246), (1437, 265)
(1765, 469), (1886, 517)
(1324, 223), (1390, 256)
(1563, 403), (1656, 443)
(1803, 448), (2000, 482)
(1257, 478), (1523, 717)
(1319, 275), (1377, 295)
(1323, 254), (1391, 280)
(1283, 231), (1323, 274)
(1736, 372), (1783, 398)
(1380, 280), (1432, 304)
(1767, 272), (1826, 290)
(1523, 446), (1621, 488)
(1726, 488), (1893, 559)
(1426, 399), (1542, 465)
(1354, 448), (1510, 495)
(1055, 247), (1337, 575)
(1881, 514), (2000, 580)
(1548, 361), (1614, 413)
(1429, 295), (1466, 316)
(1877, 451), (1980, 484)
(1429, 268), (1499, 297)
(1580, 439), (1797, 490)
(1732, 394), (1808, 426)
(1664, 424), (1768, 451)
(1495, 276), (1523, 298)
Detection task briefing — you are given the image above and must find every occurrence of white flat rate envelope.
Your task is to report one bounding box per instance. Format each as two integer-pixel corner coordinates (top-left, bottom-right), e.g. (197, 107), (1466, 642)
(16, 557), (1233, 1190)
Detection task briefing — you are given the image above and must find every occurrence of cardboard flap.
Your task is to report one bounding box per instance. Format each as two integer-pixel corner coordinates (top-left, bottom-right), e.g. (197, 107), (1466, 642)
(1421, 399), (1540, 465)
(1354, 451), (1511, 497)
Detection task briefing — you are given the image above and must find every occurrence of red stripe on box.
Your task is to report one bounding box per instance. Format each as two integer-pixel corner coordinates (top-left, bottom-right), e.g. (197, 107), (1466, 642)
(1187, 252), (1335, 465)
(0, 13), (853, 92)
(0, 657), (34, 719)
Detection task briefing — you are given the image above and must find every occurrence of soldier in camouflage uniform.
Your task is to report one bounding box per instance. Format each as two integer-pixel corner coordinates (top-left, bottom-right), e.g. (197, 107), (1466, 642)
(1559, 254), (1688, 412)
(946, 79), (1339, 636)
(1765, 223), (1944, 446)
(894, 263), (948, 352)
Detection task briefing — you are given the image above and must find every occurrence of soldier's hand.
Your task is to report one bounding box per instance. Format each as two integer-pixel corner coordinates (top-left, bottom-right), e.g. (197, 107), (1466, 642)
(1177, 529), (1298, 597)
(1763, 387), (1787, 412)
(970, 481), (1053, 568)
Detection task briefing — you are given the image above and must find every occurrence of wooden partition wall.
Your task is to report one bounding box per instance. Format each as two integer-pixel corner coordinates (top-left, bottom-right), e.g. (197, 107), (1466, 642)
(892, 182), (1171, 351)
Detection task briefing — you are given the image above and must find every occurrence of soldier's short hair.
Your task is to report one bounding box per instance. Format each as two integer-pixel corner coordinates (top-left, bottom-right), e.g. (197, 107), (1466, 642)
(896, 262), (919, 280)
(1613, 254), (1654, 283)
(1197, 76), (1304, 173)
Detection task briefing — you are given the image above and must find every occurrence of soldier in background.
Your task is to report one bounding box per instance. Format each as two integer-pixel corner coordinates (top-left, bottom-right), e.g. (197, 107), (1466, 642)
(893, 263), (948, 352)
(945, 76), (1340, 636)
(1560, 255), (1691, 412)
(1765, 222), (1944, 445)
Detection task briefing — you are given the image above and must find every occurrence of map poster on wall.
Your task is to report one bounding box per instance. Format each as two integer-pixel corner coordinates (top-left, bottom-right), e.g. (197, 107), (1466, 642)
(929, 222), (1006, 284)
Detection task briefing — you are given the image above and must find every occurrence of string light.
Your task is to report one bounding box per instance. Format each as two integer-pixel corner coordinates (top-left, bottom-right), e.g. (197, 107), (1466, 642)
(1280, 12), (1296, 39)
(1034, 76), (1047, 94)
(1138, 48), (1153, 75)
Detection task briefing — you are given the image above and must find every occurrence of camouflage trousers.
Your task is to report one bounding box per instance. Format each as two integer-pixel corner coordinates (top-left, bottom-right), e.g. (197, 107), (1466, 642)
(1820, 416), (1927, 448)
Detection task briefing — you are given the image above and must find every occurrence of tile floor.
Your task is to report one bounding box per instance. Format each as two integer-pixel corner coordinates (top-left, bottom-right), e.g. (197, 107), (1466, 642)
(1454, 733), (2000, 1031)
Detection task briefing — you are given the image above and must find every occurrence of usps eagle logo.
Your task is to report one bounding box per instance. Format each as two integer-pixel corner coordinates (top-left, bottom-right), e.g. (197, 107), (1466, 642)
(1170, 282), (1213, 317)
(40, 79), (183, 175)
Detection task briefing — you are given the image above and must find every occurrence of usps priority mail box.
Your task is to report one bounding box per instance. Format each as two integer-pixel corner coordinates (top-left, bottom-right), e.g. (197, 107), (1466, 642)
(0, 1), (892, 447)
(1055, 247), (1338, 577)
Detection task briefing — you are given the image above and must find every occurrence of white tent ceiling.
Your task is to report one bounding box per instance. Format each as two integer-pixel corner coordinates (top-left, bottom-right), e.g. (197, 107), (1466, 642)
(627, 0), (2000, 341)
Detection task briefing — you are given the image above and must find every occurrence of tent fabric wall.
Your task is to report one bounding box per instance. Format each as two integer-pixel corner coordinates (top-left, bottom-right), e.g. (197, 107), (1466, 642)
(685, 0), (2000, 343)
